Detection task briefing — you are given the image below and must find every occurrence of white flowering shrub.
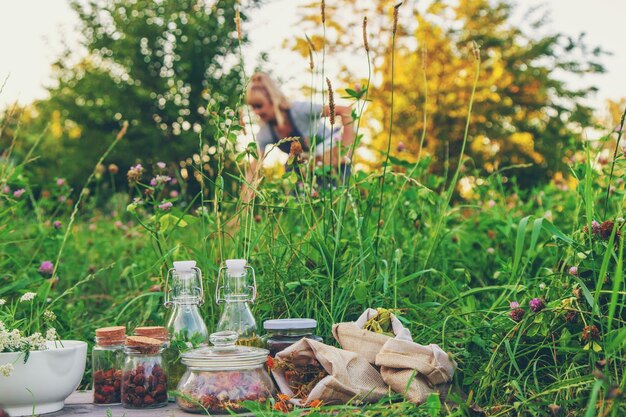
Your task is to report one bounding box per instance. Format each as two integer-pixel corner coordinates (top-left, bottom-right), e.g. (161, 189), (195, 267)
(0, 321), (57, 355)
(0, 282), (63, 381)
(0, 322), (58, 377)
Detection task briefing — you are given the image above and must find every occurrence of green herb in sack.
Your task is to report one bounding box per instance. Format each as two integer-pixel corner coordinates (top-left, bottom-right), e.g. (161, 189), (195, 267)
(363, 308), (399, 336)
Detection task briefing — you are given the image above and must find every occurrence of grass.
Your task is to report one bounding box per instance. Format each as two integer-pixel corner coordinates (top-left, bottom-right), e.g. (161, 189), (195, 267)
(1, 128), (625, 415)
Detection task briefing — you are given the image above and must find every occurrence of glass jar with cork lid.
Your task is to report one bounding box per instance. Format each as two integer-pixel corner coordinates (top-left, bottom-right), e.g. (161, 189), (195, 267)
(93, 326), (126, 405)
(134, 326), (168, 346)
(121, 336), (168, 409)
(133, 326), (172, 400)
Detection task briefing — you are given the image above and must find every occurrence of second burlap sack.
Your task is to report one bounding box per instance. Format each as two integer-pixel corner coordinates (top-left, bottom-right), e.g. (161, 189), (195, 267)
(273, 338), (389, 406)
(332, 308), (413, 364)
(375, 338), (456, 404)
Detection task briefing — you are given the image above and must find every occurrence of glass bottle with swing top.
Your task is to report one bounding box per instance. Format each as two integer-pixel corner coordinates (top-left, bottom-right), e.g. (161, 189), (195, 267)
(215, 259), (261, 347)
(163, 260), (209, 395)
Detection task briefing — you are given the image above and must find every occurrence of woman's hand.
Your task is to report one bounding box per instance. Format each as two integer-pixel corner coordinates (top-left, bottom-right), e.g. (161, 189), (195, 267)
(317, 105), (355, 165)
(323, 105), (354, 126)
(241, 158), (261, 205)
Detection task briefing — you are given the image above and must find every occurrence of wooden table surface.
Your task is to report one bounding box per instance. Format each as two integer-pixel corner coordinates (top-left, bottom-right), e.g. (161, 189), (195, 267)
(46, 391), (255, 416)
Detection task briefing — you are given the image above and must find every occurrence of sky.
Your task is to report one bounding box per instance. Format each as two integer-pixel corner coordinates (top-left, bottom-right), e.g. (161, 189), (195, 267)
(0, 0), (624, 115)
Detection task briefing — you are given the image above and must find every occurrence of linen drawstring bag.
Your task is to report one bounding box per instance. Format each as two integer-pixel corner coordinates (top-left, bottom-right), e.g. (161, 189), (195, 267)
(332, 308), (412, 364)
(272, 338), (389, 406)
(375, 338), (455, 404)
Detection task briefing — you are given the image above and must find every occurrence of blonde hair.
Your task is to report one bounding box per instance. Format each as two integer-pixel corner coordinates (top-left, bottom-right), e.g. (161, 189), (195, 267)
(246, 72), (291, 127)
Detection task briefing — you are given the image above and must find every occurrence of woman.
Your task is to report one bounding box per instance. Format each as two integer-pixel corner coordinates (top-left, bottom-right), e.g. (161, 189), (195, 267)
(242, 72), (354, 200)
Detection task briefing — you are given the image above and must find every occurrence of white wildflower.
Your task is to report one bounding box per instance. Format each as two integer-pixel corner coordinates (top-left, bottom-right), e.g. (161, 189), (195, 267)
(45, 328), (57, 341)
(8, 329), (21, 351)
(0, 299), (5, 306)
(0, 329), (6, 352)
(25, 332), (47, 351)
(20, 292), (36, 302)
(43, 310), (57, 322)
(0, 363), (14, 377)
(0, 324), (52, 353)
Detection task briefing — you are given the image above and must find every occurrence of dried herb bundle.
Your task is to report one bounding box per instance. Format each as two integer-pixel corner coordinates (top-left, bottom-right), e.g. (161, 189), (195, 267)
(271, 357), (328, 401)
(362, 308), (401, 336)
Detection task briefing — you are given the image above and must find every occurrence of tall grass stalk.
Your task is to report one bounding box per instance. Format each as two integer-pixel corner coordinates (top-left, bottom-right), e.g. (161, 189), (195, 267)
(423, 42), (481, 268)
(316, 0), (339, 321)
(213, 115), (225, 261)
(326, 76), (336, 234)
(337, 15), (373, 285)
(375, 2), (403, 255)
(382, 37), (429, 237)
(608, 228), (624, 332)
(305, 34), (317, 193)
(603, 107), (626, 218)
(580, 143), (599, 311)
(320, 0), (329, 236)
(232, 5), (258, 261)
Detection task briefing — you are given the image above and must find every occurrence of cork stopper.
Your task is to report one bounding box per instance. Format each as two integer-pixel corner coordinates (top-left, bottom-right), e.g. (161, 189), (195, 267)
(95, 326), (126, 346)
(134, 326), (168, 341)
(125, 336), (163, 354)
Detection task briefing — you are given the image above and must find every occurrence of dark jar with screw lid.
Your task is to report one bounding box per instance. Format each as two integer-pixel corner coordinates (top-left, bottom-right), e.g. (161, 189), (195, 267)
(262, 318), (323, 356)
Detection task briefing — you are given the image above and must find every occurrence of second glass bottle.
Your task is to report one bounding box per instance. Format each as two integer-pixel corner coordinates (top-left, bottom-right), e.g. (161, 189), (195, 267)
(215, 259), (261, 347)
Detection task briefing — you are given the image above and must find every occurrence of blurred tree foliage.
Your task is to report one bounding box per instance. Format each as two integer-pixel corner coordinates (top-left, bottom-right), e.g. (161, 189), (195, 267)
(291, 0), (606, 187)
(605, 98), (626, 129)
(1, 0), (256, 190)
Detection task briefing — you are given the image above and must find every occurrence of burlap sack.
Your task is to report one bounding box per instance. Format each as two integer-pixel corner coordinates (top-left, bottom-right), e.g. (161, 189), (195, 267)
(273, 338), (389, 406)
(375, 338), (455, 404)
(332, 308), (412, 364)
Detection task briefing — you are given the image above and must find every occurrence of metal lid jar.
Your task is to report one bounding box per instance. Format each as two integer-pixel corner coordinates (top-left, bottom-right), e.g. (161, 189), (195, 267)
(263, 318), (323, 356)
(176, 331), (275, 414)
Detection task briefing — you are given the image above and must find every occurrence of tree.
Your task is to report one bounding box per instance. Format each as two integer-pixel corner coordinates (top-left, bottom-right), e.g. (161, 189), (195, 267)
(290, 0), (606, 187)
(5, 0), (256, 189)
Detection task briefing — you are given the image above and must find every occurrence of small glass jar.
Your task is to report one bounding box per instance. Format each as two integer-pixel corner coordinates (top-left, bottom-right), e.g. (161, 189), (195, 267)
(133, 326), (174, 401)
(93, 326), (126, 405)
(263, 318), (323, 356)
(176, 331), (275, 414)
(121, 337), (168, 409)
